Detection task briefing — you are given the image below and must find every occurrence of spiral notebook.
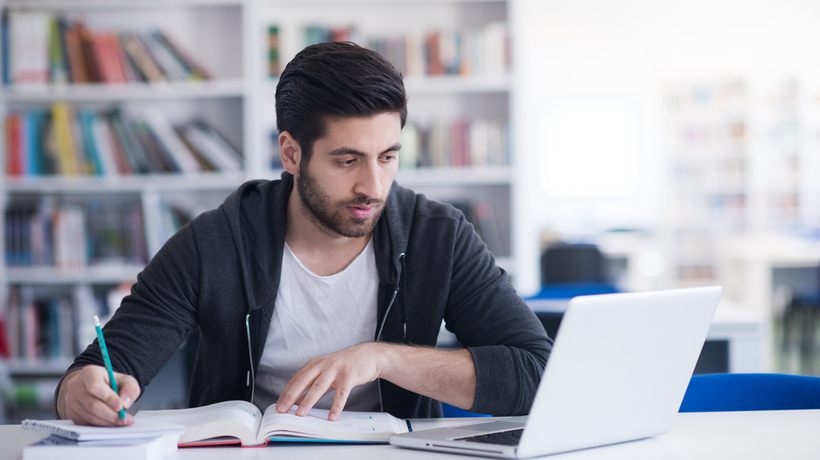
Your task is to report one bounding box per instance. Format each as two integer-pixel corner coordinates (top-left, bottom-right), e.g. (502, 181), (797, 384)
(22, 419), (184, 441)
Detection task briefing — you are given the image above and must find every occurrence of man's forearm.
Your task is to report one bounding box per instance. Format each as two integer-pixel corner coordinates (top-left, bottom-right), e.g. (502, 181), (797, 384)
(379, 343), (476, 410)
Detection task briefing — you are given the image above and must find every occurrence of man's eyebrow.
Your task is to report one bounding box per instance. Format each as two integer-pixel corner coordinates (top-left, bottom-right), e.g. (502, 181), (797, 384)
(328, 143), (402, 156)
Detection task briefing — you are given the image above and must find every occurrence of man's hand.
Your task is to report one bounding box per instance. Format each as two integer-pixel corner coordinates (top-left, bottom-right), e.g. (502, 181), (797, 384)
(275, 342), (385, 421)
(56, 365), (141, 426)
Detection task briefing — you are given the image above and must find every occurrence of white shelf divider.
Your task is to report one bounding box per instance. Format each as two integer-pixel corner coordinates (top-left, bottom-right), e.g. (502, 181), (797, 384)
(396, 167), (512, 186)
(5, 173), (246, 193)
(3, 79), (247, 102)
(6, 265), (144, 284)
(2, 0), (245, 10)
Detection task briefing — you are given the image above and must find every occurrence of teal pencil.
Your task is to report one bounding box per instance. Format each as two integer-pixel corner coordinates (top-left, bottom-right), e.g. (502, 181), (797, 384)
(94, 315), (126, 421)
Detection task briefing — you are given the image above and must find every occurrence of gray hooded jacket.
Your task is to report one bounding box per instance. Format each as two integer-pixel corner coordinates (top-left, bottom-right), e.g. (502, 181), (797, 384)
(61, 173), (551, 418)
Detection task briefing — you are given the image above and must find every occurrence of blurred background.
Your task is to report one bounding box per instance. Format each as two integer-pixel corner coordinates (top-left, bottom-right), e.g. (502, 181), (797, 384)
(1, 0), (820, 422)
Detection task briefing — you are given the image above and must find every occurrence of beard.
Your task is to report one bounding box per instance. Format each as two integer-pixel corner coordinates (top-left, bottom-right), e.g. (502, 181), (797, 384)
(297, 169), (387, 238)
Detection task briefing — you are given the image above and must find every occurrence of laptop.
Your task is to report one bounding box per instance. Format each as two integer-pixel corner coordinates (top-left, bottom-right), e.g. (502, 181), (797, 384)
(390, 286), (722, 458)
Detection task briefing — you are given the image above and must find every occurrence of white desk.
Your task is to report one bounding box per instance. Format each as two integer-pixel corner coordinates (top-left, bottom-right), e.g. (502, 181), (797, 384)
(3, 410), (820, 460)
(717, 232), (820, 369)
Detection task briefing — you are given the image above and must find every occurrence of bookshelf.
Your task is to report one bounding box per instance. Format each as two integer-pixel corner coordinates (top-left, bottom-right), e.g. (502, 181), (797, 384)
(255, 0), (516, 260)
(0, 0), (251, 422)
(663, 77), (820, 287)
(0, 0), (521, 421)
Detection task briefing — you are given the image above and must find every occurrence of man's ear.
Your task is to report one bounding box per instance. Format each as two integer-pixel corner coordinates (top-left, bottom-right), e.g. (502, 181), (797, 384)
(279, 131), (302, 175)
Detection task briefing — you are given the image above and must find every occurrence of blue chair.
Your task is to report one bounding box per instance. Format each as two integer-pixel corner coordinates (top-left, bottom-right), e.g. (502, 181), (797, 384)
(442, 403), (491, 418)
(679, 373), (820, 412)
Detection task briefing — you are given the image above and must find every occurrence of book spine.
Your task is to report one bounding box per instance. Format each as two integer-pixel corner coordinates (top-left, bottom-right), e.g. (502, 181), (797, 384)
(140, 30), (187, 81)
(120, 33), (165, 82)
(91, 115), (121, 176)
(1, 9), (9, 85)
(64, 22), (89, 83)
(150, 29), (210, 81)
(47, 15), (68, 84)
(108, 109), (151, 174)
(10, 11), (50, 84)
(77, 23), (101, 83)
(6, 114), (22, 176)
(144, 112), (202, 173)
(268, 25), (280, 78)
(78, 110), (105, 175)
(51, 103), (80, 175)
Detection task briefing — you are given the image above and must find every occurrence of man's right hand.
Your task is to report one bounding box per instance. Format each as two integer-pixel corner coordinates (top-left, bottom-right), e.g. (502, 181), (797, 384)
(56, 365), (141, 426)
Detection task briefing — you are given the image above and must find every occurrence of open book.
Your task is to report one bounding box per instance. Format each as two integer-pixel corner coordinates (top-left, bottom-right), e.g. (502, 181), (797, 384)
(135, 400), (412, 446)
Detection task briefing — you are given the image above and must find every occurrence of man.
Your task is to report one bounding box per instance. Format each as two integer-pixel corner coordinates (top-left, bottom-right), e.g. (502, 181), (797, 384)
(55, 42), (551, 426)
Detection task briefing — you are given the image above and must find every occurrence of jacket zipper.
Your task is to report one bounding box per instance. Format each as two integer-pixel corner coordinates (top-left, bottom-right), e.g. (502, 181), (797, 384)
(376, 252), (405, 411)
(245, 313), (255, 404)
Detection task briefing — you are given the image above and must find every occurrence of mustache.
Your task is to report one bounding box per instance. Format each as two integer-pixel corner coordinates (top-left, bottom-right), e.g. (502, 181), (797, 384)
(342, 195), (383, 207)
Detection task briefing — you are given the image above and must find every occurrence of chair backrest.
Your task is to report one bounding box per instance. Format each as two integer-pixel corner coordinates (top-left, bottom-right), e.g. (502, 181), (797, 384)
(540, 243), (608, 285)
(679, 373), (820, 412)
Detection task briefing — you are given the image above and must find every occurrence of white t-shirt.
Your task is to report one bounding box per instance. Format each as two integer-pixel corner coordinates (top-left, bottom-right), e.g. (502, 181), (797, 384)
(254, 239), (380, 412)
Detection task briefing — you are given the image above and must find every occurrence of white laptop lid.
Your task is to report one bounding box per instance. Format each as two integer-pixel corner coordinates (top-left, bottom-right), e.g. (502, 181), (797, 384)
(516, 286), (721, 457)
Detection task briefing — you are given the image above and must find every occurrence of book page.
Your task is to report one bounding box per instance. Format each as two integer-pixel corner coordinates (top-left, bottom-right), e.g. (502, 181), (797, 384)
(258, 404), (408, 443)
(136, 400), (262, 446)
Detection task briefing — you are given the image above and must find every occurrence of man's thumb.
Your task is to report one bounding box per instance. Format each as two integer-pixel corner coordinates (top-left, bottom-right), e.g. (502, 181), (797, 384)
(116, 373), (141, 409)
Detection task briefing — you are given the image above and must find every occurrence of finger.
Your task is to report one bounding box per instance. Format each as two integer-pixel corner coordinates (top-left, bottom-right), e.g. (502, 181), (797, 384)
(277, 367), (320, 413)
(116, 373), (141, 411)
(328, 385), (352, 421)
(296, 375), (335, 416)
(88, 397), (128, 425)
(84, 377), (122, 413)
(72, 395), (121, 426)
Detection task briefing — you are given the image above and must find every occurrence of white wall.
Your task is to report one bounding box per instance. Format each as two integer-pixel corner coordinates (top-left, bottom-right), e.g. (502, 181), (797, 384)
(512, 0), (820, 293)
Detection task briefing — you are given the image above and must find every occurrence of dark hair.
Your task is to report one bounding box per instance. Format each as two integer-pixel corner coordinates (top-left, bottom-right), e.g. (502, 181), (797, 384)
(275, 41), (408, 162)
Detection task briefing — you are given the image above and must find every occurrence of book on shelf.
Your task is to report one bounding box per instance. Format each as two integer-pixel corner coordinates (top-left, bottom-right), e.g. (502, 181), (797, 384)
(176, 120), (242, 172)
(5, 11), (211, 86)
(8, 10), (50, 84)
(5, 106), (242, 177)
(135, 400), (411, 446)
(397, 119), (509, 170)
(4, 198), (148, 268)
(267, 119), (508, 172)
(2, 285), (120, 362)
(23, 433), (179, 460)
(268, 25), (280, 78)
(286, 23), (509, 77)
(9, 378), (62, 408)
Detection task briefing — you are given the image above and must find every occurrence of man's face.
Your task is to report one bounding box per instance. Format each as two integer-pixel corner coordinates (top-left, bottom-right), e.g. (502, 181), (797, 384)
(296, 112), (401, 238)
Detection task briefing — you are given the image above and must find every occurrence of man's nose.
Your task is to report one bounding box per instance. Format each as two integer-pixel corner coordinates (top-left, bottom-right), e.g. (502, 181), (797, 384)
(354, 161), (383, 199)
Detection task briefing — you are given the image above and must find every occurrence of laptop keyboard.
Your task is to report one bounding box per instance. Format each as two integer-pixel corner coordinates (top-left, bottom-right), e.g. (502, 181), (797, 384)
(455, 428), (524, 446)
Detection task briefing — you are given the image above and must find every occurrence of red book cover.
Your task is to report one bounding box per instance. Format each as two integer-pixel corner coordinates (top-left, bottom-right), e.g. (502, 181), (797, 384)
(107, 33), (131, 82)
(92, 33), (114, 82)
(77, 23), (102, 83)
(425, 31), (443, 75)
(6, 114), (22, 176)
(64, 23), (89, 83)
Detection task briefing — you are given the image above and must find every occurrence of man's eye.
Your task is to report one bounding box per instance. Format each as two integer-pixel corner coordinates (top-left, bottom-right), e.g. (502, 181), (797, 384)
(381, 153), (398, 162)
(339, 159), (356, 167)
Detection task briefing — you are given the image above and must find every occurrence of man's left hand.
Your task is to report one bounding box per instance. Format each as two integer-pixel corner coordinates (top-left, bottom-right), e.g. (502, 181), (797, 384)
(275, 342), (385, 420)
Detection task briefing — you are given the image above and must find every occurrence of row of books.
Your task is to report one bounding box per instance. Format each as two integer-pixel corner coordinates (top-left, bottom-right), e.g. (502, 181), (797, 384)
(268, 23), (509, 78)
(1, 285), (115, 362)
(5, 105), (242, 177)
(4, 198), (147, 267)
(3, 11), (211, 85)
(268, 119), (510, 170)
(400, 119), (510, 169)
